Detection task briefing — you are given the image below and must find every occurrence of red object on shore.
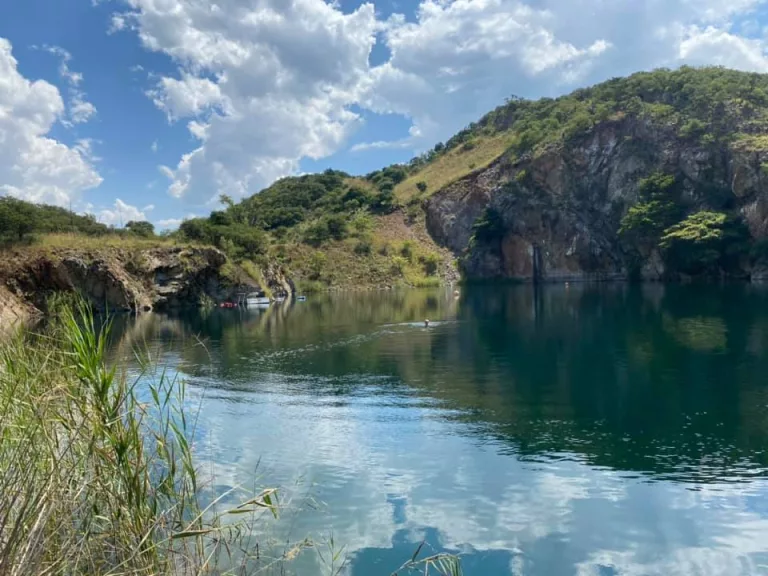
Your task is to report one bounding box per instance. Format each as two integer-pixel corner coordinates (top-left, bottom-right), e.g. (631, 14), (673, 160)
(219, 302), (237, 309)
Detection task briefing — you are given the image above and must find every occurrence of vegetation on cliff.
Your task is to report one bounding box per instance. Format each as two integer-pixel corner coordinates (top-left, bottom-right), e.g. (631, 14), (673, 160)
(6, 66), (768, 285)
(176, 169), (455, 290)
(173, 66), (768, 284)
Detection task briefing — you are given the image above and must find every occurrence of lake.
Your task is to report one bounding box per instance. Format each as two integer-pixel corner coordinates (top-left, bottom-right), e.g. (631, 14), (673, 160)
(111, 284), (768, 575)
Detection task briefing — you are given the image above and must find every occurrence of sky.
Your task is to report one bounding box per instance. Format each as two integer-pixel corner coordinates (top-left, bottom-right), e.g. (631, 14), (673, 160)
(2, 1), (768, 229)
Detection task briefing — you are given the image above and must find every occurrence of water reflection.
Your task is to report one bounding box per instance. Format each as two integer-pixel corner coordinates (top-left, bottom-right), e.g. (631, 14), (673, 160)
(111, 285), (768, 575)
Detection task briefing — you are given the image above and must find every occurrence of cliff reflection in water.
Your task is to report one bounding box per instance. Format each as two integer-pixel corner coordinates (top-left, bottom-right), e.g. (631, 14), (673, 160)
(106, 285), (768, 575)
(111, 284), (768, 485)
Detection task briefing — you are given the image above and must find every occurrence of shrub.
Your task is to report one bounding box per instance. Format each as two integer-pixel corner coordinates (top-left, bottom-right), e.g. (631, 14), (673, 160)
(420, 253), (441, 276)
(390, 255), (408, 275)
(354, 238), (373, 255)
(660, 211), (749, 274)
(309, 251), (328, 279)
(471, 207), (506, 246)
(416, 181), (428, 193)
(125, 220), (155, 237)
(400, 241), (414, 262)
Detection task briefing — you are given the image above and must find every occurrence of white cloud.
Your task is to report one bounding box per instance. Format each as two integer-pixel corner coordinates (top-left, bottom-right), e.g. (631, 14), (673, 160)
(116, 0), (378, 205)
(351, 138), (413, 152)
(70, 97), (98, 124)
(0, 38), (102, 206)
(37, 44), (97, 126)
(115, 0), (768, 207)
(678, 25), (768, 71)
(151, 140), (158, 153)
(98, 198), (152, 225)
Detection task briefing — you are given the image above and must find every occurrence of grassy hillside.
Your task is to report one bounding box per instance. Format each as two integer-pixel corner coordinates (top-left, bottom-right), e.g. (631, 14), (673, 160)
(176, 67), (768, 287)
(177, 169), (458, 290)
(6, 66), (766, 288)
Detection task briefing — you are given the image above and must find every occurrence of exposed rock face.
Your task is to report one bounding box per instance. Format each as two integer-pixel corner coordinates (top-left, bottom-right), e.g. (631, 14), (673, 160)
(426, 115), (768, 282)
(0, 246), (293, 320)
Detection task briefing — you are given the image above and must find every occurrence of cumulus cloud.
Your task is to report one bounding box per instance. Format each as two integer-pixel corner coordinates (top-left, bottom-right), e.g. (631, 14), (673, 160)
(0, 38), (102, 206)
(98, 198), (153, 225)
(113, 0), (768, 205)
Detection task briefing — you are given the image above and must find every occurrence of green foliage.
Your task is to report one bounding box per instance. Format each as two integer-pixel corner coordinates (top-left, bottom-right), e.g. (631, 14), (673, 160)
(400, 241), (414, 262)
(416, 181), (428, 193)
(309, 251), (328, 279)
(619, 200), (680, 244)
(420, 252), (441, 276)
(0, 300), (281, 575)
(0, 197), (108, 243)
(471, 207), (506, 247)
(125, 220), (155, 237)
(660, 211), (750, 274)
(680, 118), (707, 139)
(354, 238), (373, 255)
(638, 172), (678, 199)
(390, 255), (408, 275)
(302, 214), (349, 247)
(179, 218), (267, 255)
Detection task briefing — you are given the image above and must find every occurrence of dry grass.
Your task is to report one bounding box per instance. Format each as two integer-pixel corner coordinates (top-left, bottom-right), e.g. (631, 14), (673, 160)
(274, 210), (457, 290)
(395, 134), (514, 201)
(33, 233), (186, 250)
(0, 300), (281, 576)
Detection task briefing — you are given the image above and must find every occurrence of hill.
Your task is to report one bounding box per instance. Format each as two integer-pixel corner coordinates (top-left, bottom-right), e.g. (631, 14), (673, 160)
(180, 66), (768, 285)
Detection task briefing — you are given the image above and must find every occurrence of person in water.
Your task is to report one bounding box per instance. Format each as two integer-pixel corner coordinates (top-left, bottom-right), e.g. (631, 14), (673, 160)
(424, 319), (430, 327)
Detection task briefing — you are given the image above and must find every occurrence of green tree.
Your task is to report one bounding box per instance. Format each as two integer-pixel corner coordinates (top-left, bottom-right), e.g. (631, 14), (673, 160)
(0, 199), (35, 241)
(660, 211), (749, 275)
(125, 220), (155, 237)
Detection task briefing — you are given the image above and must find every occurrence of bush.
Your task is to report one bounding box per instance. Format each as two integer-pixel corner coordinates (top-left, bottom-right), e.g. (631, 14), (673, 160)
(420, 253), (441, 276)
(416, 181), (428, 193)
(660, 211), (749, 274)
(309, 251), (328, 279)
(471, 207), (506, 246)
(390, 255), (408, 275)
(125, 220), (155, 237)
(354, 238), (373, 255)
(400, 241), (414, 262)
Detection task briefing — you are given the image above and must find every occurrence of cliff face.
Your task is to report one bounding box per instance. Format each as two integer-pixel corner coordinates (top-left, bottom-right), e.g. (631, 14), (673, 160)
(426, 114), (768, 281)
(0, 245), (293, 324)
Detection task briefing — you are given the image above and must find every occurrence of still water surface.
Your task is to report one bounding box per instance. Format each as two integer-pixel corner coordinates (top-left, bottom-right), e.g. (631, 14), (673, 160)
(112, 285), (768, 575)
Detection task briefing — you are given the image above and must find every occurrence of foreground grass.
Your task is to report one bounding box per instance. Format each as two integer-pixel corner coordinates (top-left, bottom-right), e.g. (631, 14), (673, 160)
(0, 302), (279, 575)
(394, 134), (514, 202)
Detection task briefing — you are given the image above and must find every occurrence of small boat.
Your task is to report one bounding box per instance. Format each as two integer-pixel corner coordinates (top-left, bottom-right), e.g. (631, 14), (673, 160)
(219, 302), (237, 309)
(246, 292), (271, 307)
(296, 295), (307, 302)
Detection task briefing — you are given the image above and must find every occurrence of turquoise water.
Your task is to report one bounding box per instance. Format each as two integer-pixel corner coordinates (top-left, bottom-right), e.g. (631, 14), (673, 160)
(113, 285), (768, 575)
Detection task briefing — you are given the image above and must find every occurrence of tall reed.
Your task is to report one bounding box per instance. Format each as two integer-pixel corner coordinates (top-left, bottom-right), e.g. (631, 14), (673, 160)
(0, 301), (277, 575)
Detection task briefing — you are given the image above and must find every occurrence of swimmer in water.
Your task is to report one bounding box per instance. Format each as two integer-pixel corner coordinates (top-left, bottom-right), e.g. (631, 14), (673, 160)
(424, 319), (430, 327)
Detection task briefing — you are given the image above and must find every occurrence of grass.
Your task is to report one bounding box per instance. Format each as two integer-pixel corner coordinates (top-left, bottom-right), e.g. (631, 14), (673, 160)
(0, 300), (280, 575)
(31, 233), (187, 251)
(395, 133), (514, 202)
(241, 260), (274, 299)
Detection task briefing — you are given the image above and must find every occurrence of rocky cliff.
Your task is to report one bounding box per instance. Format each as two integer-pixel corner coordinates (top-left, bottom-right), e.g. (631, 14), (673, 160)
(0, 245), (293, 324)
(426, 111), (768, 282)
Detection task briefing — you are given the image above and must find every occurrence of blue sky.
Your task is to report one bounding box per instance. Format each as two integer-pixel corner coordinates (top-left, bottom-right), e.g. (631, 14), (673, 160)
(1, 0), (768, 228)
